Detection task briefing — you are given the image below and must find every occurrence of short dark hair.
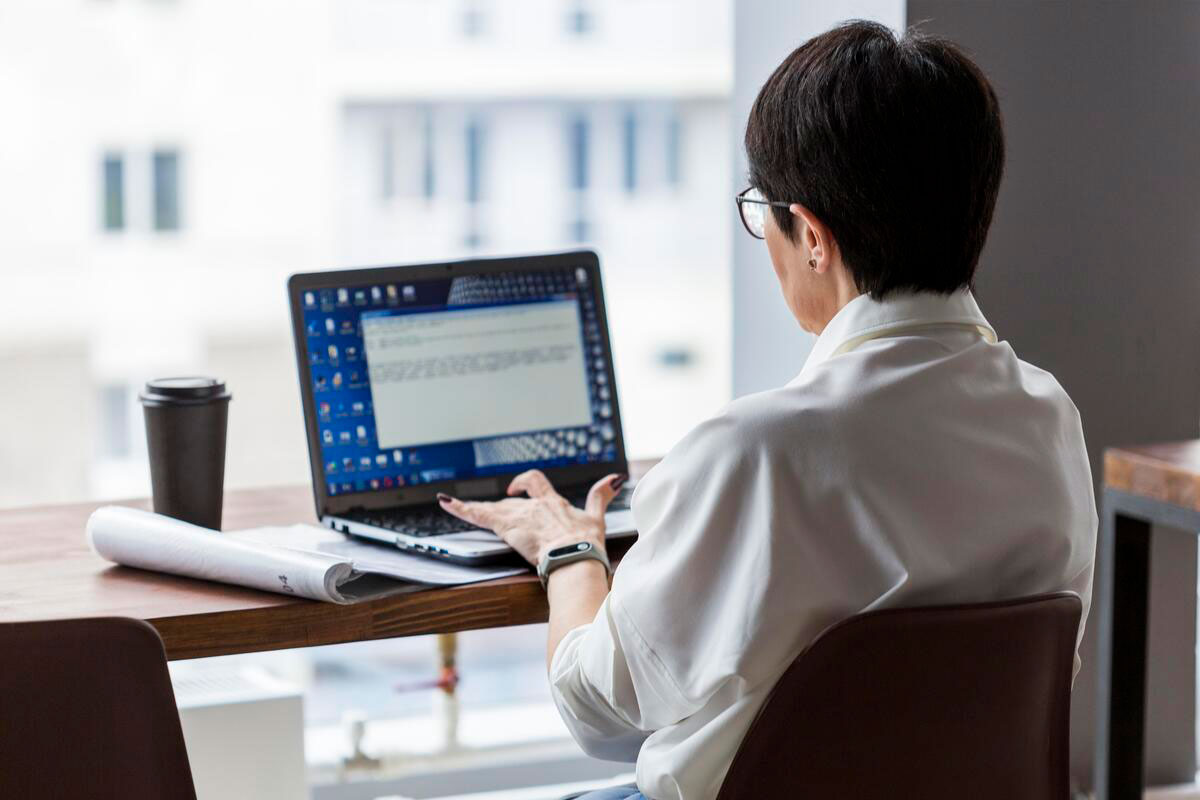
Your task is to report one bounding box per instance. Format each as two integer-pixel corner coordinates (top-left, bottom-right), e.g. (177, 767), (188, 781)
(745, 20), (1005, 299)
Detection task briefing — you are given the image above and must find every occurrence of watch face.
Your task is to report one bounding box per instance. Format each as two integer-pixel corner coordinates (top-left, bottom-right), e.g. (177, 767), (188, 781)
(549, 541), (592, 559)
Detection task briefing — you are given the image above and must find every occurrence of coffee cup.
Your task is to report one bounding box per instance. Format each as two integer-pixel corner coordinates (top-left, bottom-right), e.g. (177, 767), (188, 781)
(139, 377), (232, 530)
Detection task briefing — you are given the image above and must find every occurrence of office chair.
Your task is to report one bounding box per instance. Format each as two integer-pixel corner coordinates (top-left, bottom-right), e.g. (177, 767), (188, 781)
(716, 592), (1081, 800)
(0, 616), (197, 799)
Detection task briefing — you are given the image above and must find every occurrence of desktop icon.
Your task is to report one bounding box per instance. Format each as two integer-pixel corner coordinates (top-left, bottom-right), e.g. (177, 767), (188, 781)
(328, 344), (339, 361)
(339, 430), (352, 444)
(328, 483), (338, 495)
(345, 346), (357, 360)
(351, 401), (365, 415)
(354, 289), (367, 305)
(392, 449), (403, 464)
(325, 318), (335, 334)
(332, 371), (343, 389)
(369, 479), (380, 490)
(318, 401), (331, 419)
(360, 456), (373, 470)
(383, 476), (394, 488)
(371, 286), (382, 303)
(315, 375), (327, 390)
(322, 430), (333, 445)
(343, 457), (355, 472)
(337, 288), (349, 305)
(403, 285), (416, 301)
(326, 460), (338, 474)
(386, 285), (398, 303)
(356, 424), (367, 442)
(375, 453), (388, 467)
(305, 291), (316, 307)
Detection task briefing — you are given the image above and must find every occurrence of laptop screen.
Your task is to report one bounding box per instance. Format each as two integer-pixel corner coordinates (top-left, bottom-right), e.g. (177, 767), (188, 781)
(299, 266), (618, 498)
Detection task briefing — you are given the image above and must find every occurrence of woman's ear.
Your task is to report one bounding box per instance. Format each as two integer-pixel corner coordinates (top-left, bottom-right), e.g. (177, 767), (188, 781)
(789, 203), (833, 272)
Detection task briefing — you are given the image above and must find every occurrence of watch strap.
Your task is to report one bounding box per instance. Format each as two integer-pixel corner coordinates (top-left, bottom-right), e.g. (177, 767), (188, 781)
(537, 541), (610, 589)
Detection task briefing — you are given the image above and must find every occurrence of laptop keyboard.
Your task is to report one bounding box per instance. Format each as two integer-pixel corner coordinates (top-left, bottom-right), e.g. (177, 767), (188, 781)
(346, 485), (633, 538)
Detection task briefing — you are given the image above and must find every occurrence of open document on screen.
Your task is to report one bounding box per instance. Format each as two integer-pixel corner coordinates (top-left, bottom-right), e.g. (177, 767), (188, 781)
(362, 300), (593, 448)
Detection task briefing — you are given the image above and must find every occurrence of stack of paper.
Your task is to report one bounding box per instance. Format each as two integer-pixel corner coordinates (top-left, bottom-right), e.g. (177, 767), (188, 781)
(86, 506), (526, 604)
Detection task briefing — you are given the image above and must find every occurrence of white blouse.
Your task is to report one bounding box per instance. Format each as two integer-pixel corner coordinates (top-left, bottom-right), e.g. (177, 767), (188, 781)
(549, 289), (1097, 800)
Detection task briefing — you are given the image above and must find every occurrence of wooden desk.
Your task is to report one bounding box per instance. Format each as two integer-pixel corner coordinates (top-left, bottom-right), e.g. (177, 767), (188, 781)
(1094, 441), (1200, 800)
(0, 460), (656, 661)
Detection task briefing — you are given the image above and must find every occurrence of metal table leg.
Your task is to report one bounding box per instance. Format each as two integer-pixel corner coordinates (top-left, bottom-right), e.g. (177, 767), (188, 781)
(1094, 499), (1152, 800)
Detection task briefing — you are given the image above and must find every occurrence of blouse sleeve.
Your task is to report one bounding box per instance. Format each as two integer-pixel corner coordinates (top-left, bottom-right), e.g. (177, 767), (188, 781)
(548, 408), (810, 755)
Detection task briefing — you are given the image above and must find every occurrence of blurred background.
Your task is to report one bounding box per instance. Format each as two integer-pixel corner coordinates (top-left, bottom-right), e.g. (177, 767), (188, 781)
(0, 0), (732, 508)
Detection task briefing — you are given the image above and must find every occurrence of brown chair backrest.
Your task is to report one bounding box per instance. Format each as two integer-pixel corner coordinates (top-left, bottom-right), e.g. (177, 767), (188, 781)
(0, 616), (197, 799)
(716, 592), (1082, 800)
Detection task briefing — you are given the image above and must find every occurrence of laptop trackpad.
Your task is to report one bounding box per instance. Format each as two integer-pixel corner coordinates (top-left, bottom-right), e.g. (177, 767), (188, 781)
(438, 509), (635, 545)
(439, 529), (503, 545)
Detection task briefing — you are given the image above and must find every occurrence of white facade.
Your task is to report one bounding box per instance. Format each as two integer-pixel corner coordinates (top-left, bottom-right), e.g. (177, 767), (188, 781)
(0, 0), (731, 508)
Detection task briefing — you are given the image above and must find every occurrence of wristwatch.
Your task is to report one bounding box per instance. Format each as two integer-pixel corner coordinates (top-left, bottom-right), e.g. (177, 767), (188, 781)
(537, 541), (611, 589)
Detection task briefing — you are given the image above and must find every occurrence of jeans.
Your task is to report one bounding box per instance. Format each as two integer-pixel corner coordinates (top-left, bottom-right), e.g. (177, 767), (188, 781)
(560, 782), (646, 800)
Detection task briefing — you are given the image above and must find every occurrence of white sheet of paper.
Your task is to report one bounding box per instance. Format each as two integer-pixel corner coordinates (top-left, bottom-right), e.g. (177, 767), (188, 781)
(232, 525), (528, 585)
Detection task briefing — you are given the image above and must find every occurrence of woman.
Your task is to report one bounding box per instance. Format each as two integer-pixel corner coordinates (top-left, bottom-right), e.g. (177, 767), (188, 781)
(439, 20), (1096, 800)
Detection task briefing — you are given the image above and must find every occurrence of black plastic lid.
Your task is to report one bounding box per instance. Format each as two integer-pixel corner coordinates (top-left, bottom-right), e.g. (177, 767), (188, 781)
(139, 377), (231, 407)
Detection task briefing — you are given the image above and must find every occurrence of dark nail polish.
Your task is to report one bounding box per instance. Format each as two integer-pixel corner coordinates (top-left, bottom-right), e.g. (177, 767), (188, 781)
(612, 473), (628, 491)
(437, 492), (452, 503)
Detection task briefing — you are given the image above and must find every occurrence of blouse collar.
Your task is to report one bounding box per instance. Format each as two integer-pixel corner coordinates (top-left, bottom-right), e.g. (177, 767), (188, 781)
(798, 288), (997, 379)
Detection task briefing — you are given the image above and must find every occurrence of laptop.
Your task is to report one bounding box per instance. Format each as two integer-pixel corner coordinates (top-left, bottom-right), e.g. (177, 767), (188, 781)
(288, 250), (636, 566)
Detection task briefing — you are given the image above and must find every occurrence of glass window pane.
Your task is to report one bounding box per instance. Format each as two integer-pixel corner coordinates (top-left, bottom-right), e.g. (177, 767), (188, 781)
(465, 119), (484, 204)
(98, 384), (130, 458)
(569, 114), (588, 192)
(380, 127), (395, 200)
(666, 114), (683, 186)
(102, 153), (124, 231)
(153, 150), (180, 231)
(421, 110), (435, 200)
(622, 110), (638, 193)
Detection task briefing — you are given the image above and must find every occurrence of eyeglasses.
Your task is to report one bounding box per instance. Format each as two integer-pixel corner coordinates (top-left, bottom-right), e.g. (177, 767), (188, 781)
(735, 187), (795, 239)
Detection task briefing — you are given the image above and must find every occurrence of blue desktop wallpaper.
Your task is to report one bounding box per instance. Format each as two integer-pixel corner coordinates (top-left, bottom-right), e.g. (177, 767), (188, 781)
(301, 267), (618, 499)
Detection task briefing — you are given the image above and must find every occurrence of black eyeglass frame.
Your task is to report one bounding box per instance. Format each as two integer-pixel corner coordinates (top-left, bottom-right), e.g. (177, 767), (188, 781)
(735, 187), (797, 239)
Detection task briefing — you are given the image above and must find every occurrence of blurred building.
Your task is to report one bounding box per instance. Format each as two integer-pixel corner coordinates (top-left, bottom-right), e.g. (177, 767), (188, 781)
(0, 0), (731, 507)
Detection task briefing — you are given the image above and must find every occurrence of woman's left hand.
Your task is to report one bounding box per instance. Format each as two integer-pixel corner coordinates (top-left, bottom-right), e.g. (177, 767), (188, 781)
(437, 469), (625, 566)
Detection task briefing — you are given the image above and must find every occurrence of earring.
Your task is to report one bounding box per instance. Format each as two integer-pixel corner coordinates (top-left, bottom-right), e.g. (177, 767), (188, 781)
(808, 259), (817, 271)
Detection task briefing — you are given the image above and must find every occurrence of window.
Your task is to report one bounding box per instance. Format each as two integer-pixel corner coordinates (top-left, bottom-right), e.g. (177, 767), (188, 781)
(568, 114), (589, 192)
(567, 114), (590, 242)
(422, 110), (435, 200)
(8, 3), (734, 790)
(97, 384), (131, 458)
(666, 113), (683, 187)
(461, 0), (486, 38)
(465, 118), (484, 204)
(380, 127), (395, 200)
(465, 117), (485, 248)
(378, 112), (435, 202)
(622, 109), (638, 193)
(102, 153), (124, 231)
(565, 1), (592, 36)
(152, 149), (180, 231)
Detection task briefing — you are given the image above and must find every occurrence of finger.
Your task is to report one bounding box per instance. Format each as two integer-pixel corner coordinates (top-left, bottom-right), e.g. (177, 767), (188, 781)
(507, 469), (557, 499)
(585, 473), (626, 517)
(437, 493), (493, 529)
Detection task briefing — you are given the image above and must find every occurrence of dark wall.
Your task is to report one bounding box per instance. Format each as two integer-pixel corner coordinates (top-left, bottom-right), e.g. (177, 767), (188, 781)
(909, 0), (1200, 788)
